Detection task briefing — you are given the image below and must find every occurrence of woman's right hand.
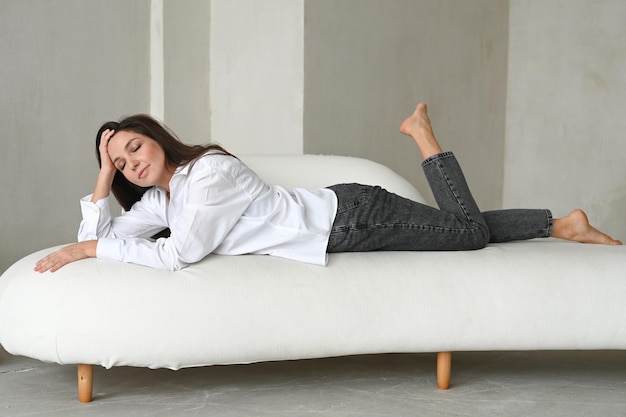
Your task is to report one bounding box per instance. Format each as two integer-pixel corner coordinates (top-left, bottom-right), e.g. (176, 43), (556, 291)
(34, 240), (98, 273)
(99, 128), (117, 175)
(91, 129), (118, 203)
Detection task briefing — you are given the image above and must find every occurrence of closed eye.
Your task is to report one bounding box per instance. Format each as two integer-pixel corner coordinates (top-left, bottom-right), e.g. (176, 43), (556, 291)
(113, 137), (141, 171)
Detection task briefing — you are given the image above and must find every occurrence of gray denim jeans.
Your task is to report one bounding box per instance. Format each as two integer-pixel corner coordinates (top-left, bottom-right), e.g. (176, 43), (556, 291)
(326, 152), (552, 253)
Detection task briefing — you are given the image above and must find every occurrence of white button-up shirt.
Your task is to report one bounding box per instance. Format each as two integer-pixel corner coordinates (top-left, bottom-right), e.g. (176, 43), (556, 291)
(78, 154), (338, 271)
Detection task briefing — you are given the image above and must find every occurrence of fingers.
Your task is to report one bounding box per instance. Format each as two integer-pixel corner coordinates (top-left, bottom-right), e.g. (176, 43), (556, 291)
(99, 129), (117, 171)
(35, 249), (74, 273)
(34, 251), (67, 273)
(34, 243), (93, 273)
(100, 128), (116, 147)
(99, 128), (115, 155)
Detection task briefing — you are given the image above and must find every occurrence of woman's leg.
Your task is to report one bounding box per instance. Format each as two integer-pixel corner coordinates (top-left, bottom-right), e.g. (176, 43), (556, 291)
(482, 209), (553, 243)
(328, 104), (490, 253)
(327, 102), (621, 252)
(402, 102), (489, 243)
(399, 103), (621, 246)
(326, 182), (489, 252)
(482, 208), (621, 244)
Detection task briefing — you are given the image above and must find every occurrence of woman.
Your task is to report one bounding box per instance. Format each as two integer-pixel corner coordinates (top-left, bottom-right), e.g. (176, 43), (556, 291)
(35, 103), (621, 272)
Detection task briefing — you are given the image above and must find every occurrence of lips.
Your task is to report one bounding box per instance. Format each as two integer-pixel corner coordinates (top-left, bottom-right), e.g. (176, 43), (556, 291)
(138, 166), (149, 180)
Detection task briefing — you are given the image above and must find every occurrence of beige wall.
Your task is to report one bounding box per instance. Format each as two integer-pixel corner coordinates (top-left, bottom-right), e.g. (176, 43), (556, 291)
(505, 0), (626, 239)
(209, 0), (305, 154)
(163, 0), (211, 143)
(0, 0), (151, 273)
(303, 0), (509, 209)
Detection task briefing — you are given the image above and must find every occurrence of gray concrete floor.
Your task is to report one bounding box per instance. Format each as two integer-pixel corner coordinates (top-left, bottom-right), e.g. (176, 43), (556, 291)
(1, 346), (625, 417)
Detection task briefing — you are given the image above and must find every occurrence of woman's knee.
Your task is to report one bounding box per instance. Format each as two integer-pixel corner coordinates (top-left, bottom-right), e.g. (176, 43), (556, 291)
(474, 225), (490, 249)
(463, 225), (490, 250)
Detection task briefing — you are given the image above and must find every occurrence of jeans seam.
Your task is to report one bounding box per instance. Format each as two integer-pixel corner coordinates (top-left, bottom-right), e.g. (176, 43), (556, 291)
(434, 158), (475, 226)
(330, 222), (485, 235)
(545, 209), (553, 237)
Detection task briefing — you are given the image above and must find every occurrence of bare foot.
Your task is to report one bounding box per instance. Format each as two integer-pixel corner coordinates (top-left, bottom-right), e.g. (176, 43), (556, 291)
(552, 209), (622, 245)
(400, 102), (444, 160)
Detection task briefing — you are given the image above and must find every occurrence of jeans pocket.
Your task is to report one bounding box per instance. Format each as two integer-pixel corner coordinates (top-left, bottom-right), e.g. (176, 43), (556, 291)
(330, 184), (371, 215)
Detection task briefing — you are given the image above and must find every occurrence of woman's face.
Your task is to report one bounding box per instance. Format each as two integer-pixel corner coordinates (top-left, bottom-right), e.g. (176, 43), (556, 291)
(107, 130), (173, 190)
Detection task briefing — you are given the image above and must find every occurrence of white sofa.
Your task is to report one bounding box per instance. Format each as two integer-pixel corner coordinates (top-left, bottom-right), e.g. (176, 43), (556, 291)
(1, 154), (625, 403)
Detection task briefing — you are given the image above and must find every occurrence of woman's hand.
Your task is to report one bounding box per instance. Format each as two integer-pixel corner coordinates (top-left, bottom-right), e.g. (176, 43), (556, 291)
(34, 240), (98, 273)
(99, 128), (117, 175)
(92, 129), (118, 203)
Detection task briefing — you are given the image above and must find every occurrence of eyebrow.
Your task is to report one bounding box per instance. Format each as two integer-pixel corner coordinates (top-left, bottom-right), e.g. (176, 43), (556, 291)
(112, 138), (140, 165)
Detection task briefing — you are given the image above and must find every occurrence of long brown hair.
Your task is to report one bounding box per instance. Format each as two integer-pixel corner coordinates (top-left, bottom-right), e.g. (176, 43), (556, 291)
(96, 114), (234, 211)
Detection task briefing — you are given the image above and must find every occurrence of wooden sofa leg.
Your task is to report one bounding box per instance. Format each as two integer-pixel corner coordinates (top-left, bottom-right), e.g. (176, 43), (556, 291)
(77, 364), (94, 403)
(437, 352), (452, 390)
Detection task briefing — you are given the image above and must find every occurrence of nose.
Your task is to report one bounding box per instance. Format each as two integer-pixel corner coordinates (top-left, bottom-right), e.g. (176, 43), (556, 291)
(130, 159), (140, 171)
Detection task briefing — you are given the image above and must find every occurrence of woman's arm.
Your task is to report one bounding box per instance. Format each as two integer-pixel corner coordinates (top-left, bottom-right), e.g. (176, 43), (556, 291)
(95, 162), (257, 271)
(35, 129), (161, 273)
(78, 191), (168, 242)
(37, 191), (169, 273)
(37, 156), (259, 272)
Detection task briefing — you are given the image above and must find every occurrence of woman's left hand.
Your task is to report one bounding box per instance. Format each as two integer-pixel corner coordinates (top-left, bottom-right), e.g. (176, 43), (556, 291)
(34, 240), (98, 273)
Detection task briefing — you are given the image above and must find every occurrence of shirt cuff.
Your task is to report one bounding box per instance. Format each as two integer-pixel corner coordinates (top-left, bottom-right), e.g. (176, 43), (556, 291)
(80, 195), (111, 219)
(95, 237), (123, 262)
(78, 195), (112, 241)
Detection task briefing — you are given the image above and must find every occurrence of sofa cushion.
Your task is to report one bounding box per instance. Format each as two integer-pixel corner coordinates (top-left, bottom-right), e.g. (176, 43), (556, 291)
(1, 239), (625, 370)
